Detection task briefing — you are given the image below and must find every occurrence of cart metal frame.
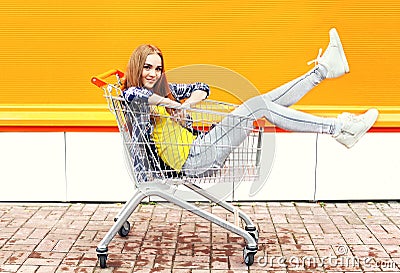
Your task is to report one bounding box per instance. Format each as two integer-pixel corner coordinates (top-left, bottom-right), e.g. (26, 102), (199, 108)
(91, 70), (263, 268)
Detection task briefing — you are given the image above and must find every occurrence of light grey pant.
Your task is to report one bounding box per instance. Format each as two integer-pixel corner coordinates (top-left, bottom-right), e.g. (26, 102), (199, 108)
(183, 66), (338, 176)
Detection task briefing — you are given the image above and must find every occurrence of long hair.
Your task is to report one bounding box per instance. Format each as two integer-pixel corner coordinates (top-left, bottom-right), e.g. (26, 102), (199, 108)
(124, 44), (173, 99)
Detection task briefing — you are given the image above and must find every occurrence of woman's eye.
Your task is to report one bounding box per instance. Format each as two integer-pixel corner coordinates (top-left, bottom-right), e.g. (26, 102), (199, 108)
(156, 67), (163, 72)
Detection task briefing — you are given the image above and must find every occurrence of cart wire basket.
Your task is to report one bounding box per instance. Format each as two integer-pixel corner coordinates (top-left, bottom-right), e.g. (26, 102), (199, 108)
(91, 69), (264, 268)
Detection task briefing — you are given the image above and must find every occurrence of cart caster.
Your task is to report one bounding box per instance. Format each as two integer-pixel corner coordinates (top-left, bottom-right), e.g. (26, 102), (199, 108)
(97, 252), (108, 268)
(245, 226), (259, 243)
(117, 221), (131, 237)
(98, 254), (107, 268)
(243, 246), (257, 266)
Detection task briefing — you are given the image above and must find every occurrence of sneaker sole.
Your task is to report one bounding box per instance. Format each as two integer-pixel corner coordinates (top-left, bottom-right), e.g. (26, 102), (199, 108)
(330, 28), (350, 73)
(346, 108), (379, 148)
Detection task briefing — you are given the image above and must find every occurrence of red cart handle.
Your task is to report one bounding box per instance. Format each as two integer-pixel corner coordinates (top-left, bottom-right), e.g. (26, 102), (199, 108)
(91, 69), (125, 88)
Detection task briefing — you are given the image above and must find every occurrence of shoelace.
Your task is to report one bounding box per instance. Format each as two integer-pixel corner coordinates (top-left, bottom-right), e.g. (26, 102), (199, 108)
(338, 112), (361, 136)
(339, 112), (356, 124)
(306, 48), (323, 66)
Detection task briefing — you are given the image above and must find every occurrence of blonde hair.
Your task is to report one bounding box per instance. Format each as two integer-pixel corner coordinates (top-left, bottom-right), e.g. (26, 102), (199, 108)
(124, 44), (172, 98)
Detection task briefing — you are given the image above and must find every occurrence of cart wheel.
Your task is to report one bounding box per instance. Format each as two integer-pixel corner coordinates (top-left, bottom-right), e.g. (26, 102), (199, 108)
(98, 254), (107, 268)
(118, 221), (131, 237)
(243, 247), (256, 266)
(243, 251), (255, 266)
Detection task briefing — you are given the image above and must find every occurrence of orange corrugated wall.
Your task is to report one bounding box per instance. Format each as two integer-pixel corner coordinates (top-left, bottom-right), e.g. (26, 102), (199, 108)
(0, 0), (399, 128)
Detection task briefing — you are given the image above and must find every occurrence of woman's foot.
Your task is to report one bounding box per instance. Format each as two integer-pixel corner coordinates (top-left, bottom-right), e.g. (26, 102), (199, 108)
(308, 28), (350, 78)
(334, 108), (379, 148)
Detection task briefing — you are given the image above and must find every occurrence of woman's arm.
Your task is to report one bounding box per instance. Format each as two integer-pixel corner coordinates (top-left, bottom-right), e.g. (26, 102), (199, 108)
(123, 86), (181, 108)
(148, 93), (181, 108)
(169, 82), (210, 105)
(167, 83), (210, 124)
(181, 90), (207, 108)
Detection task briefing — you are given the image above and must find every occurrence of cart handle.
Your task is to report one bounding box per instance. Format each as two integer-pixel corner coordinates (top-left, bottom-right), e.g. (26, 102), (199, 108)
(91, 69), (125, 88)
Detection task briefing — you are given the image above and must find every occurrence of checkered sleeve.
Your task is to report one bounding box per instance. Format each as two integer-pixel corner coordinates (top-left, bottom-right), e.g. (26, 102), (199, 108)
(123, 87), (154, 103)
(169, 82), (210, 101)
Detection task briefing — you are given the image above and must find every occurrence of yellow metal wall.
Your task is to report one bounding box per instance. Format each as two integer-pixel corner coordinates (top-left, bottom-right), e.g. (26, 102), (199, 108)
(0, 0), (399, 127)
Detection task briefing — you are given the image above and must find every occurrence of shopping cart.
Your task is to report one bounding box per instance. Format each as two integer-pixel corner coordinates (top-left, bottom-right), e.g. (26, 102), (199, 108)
(91, 69), (264, 268)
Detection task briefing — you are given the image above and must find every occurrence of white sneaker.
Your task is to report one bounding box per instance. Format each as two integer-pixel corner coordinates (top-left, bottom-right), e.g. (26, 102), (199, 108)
(334, 108), (379, 148)
(308, 28), (350, 78)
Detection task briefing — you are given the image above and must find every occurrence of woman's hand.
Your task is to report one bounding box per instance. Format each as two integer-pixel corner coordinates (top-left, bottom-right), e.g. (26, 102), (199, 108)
(170, 106), (188, 126)
(151, 95), (186, 125)
(170, 90), (205, 126)
(183, 90), (207, 106)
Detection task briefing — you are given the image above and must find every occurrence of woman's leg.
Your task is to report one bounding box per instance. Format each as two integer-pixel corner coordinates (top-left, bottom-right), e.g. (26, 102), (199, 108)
(265, 66), (326, 107)
(265, 28), (351, 106)
(182, 93), (339, 176)
(183, 96), (337, 175)
(182, 28), (377, 176)
(183, 94), (378, 176)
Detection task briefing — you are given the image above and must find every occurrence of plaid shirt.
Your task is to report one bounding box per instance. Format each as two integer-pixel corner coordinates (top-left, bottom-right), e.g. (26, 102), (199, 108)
(122, 83), (210, 181)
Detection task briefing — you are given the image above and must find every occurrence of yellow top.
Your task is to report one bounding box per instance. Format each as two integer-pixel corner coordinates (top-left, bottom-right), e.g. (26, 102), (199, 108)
(151, 106), (197, 171)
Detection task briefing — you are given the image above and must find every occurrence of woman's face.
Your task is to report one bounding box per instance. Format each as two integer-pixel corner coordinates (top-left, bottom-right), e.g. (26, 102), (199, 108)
(141, 53), (162, 89)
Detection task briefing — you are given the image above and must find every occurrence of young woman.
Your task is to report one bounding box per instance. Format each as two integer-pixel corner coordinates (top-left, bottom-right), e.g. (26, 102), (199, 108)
(122, 28), (379, 177)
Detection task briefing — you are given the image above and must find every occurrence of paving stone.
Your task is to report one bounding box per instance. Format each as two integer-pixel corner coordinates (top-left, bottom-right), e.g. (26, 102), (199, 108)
(0, 202), (400, 272)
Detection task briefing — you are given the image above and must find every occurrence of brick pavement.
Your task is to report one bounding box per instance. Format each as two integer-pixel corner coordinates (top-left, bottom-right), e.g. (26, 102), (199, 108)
(0, 201), (400, 273)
